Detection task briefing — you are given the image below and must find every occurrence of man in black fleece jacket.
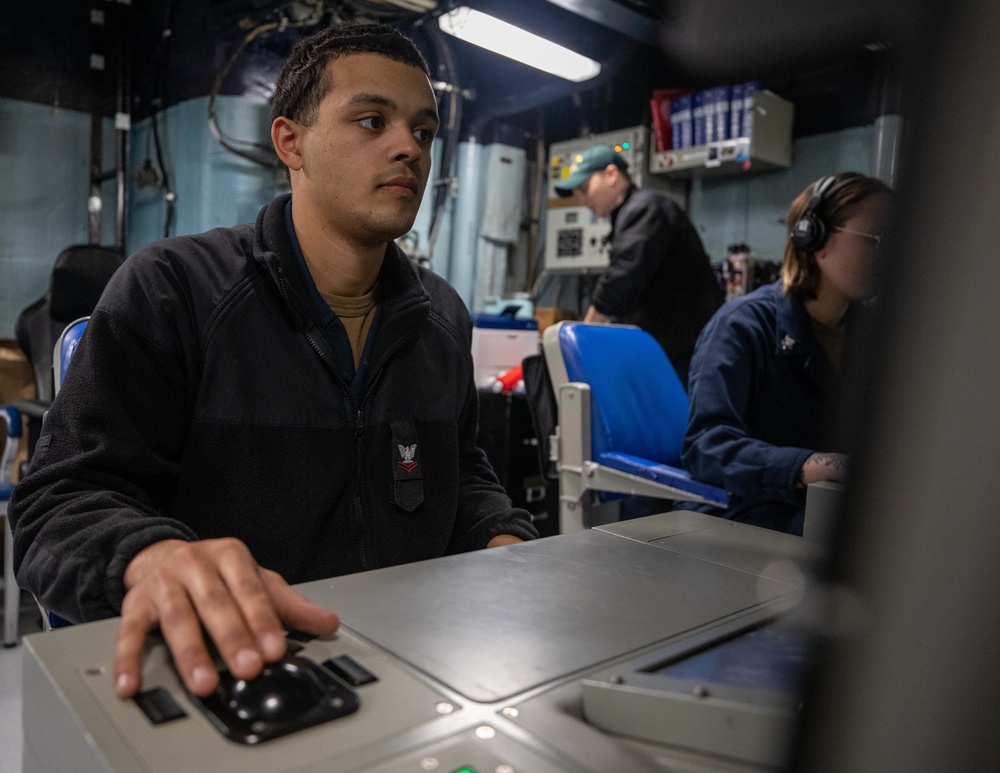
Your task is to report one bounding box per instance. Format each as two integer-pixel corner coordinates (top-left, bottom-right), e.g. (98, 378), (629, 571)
(554, 145), (723, 388)
(9, 22), (537, 700)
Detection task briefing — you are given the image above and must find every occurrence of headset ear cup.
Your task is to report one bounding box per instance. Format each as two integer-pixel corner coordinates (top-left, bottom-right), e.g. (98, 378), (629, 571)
(814, 214), (829, 251)
(791, 175), (836, 253)
(791, 217), (811, 251)
(807, 213), (828, 252)
(791, 213), (827, 253)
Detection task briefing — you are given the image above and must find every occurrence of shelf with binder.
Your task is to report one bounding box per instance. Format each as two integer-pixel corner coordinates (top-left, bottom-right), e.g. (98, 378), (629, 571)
(650, 90), (794, 178)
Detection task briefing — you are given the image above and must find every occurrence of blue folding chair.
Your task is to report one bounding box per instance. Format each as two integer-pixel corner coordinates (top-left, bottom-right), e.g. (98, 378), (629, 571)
(542, 321), (728, 532)
(2, 404), (23, 646)
(33, 317), (89, 631)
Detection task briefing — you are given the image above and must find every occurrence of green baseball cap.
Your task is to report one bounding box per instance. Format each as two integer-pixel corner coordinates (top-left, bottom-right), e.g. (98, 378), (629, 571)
(554, 145), (629, 197)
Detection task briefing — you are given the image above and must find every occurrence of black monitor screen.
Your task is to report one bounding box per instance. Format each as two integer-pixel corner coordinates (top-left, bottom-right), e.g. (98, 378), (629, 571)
(650, 625), (814, 695)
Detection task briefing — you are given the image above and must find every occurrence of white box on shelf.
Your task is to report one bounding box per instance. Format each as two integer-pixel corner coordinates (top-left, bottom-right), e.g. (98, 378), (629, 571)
(471, 313), (540, 389)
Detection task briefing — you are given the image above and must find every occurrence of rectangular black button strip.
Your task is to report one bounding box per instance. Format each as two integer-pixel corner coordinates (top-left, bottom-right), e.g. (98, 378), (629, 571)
(285, 628), (316, 643)
(323, 654), (379, 686)
(134, 687), (187, 725)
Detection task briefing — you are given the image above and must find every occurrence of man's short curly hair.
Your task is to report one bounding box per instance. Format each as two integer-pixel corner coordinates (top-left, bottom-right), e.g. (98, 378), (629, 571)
(270, 22), (430, 128)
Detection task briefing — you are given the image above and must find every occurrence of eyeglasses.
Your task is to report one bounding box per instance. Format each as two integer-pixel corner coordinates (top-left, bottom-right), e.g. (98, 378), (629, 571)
(832, 225), (882, 250)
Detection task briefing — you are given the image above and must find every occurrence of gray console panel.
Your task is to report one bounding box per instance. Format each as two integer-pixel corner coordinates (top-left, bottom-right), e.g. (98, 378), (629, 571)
(21, 512), (813, 772)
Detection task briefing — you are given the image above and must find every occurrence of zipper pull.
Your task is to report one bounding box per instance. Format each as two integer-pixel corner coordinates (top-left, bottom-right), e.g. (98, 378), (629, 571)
(355, 410), (364, 436)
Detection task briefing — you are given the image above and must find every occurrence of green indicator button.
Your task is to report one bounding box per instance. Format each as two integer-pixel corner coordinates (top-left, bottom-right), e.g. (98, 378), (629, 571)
(451, 768), (477, 773)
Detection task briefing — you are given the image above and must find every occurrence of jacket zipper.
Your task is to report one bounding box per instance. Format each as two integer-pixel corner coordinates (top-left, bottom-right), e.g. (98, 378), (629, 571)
(352, 364), (388, 571)
(353, 409), (370, 570)
(279, 268), (374, 570)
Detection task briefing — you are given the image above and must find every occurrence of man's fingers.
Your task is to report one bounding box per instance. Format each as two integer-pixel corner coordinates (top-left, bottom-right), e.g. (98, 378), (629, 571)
(261, 570), (340, 638)
(115, 538), (266, 698)
(208, 546), (289, 665)
(153, 585), (221, 697)
(113, 537), (340, 703)
(114, 586), (219, 699)
(113, 595), (158, 698)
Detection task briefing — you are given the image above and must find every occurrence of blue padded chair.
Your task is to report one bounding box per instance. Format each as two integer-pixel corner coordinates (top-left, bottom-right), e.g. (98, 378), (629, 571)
(33, 318), (89, 631)
(2, 404), (23, 646)
(54, 317), (88, 394)
(15, 245), (121, 462)
(0, 406), (20, 503)
(542, 321), (728, 532)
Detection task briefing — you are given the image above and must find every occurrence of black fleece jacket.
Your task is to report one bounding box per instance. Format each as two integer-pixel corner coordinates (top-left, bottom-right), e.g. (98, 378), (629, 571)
(10, 194), (537, 623)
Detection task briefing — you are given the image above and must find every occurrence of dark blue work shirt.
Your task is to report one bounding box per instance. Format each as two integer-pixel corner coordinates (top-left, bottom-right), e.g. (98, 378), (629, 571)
(681, 281), (849, 535)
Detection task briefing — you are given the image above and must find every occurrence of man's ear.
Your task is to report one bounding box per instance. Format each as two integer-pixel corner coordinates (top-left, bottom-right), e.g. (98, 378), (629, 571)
(272, 117), (304, 171)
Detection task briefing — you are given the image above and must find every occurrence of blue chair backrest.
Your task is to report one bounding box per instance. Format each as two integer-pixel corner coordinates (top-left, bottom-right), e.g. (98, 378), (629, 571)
(48, 317), (88, 629)
(1, 405), (23, 499)
(557, 323), (689, 466)
(54, 317), (88, 395)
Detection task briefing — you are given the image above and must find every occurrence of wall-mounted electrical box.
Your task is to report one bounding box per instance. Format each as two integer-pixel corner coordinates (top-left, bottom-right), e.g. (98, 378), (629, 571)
(545, 126), (664, 274)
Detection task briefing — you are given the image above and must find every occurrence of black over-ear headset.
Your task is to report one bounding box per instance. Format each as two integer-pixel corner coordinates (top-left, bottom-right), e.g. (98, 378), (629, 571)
(790, 175), (855, 253)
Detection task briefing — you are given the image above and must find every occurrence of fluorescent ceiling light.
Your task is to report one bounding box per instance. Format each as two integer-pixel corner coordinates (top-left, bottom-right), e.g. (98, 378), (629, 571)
(438, 6), (602, 83)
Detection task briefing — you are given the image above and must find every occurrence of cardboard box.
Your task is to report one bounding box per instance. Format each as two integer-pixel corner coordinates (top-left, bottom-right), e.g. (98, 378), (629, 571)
(533, 307), (578, 336)
(1, 338), (35, 484)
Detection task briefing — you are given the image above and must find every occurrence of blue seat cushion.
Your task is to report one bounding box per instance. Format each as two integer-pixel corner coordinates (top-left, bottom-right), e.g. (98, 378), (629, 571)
(598, 452), (729, 507)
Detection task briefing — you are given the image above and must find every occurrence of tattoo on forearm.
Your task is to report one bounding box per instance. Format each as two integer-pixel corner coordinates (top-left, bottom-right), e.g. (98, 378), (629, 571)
(811, 453), (849, 471)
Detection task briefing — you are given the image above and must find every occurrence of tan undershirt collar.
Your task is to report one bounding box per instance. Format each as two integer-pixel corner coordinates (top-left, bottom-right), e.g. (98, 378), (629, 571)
(320, 282), (379, 369)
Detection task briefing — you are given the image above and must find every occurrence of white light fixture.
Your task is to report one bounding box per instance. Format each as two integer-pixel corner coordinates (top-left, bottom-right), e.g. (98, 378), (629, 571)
(438, 6), (602, 83)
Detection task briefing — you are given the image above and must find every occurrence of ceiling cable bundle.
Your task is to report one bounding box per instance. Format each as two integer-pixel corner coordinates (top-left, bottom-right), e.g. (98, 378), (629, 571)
(207, 1), (326, 168)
